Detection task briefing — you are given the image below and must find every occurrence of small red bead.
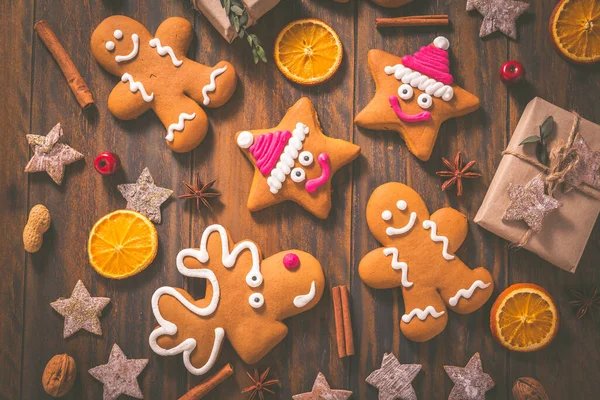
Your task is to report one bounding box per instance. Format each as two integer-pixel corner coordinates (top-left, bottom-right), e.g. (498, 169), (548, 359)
(283, 253), (300, 270)
(94, 152), (121, 175)
(499, 60), (525, 85)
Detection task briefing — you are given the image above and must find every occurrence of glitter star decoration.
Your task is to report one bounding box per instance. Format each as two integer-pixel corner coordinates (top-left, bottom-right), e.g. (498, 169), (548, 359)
(467, 0), (529, 40)
(503, 176), (562, 232)
(24, 123), (84, 185)
(366, 353), (421, 400)
(88, 344), (148, 400)
(565, 135), (600, 191)
(444, 353), (495, 400)
(117, 167), (173, 224)
(292, 373), (352, 400)
(50, 280), (110, 338)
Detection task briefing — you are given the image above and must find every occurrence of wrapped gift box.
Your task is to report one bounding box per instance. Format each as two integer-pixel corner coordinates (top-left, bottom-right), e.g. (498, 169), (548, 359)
(474, 97), (600, 273)
(192, 0), (280, 43)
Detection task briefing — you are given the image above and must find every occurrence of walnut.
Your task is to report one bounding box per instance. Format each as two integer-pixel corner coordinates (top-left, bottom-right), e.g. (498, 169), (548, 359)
(42, 354), (76, 397)
(512, 377), (549, 400)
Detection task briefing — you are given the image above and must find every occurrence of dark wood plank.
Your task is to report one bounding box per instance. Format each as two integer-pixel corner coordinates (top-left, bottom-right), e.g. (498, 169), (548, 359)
(0, 1), (34, 398)
(21, 0), (191, 398)
(508, 1), (600, 398)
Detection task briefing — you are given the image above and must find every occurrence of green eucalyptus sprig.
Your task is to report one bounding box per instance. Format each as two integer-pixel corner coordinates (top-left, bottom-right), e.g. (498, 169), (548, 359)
(220, 0), (267, 63)
(519, 116), (554, 167)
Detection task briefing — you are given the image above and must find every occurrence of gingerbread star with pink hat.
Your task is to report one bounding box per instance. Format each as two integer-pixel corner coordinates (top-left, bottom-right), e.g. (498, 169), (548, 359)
(236, 97), (360, 219)
(355, 36), (480, 161)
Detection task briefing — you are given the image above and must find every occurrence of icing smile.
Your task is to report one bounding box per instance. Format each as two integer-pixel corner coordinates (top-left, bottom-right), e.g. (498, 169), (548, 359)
(293, 281), (316, 308)
(305, 153), (331, 193)
(386, 211), (417, 236)
(115, 33), (140, 63)
(389, 96), (431, 123)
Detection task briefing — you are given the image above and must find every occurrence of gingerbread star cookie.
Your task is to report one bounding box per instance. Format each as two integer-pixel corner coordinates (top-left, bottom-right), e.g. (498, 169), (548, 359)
(235, 97), (360, 218)
(355, 37), (480, 161)
(358, 182), (494, 342)
(91, 16), (237, 153)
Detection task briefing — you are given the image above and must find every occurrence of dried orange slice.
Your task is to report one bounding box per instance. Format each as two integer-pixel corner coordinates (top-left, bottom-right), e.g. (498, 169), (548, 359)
(274, 18), (343, 86)
(88, 210), (158, 279)
(490, 283), (559, 352)
(549, 0), (600, 64)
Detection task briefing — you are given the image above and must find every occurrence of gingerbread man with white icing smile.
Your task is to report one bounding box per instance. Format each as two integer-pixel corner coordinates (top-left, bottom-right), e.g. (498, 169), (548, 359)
(359, 182), (494, 342)
(91, 16), (237, 153)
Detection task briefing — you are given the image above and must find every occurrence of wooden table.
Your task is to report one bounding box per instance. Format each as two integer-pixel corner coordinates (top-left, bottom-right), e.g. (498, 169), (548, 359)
(2, 0), (599, 399)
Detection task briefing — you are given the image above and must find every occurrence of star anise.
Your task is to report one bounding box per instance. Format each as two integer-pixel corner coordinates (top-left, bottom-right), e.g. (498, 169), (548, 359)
(569, 286), (600, 319)
(178, 174), (221, 212)
(436, 151), (482, 196)
(241, 368), (279, 400)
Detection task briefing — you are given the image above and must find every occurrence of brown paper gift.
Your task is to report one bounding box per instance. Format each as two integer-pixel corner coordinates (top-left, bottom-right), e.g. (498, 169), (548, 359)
(192, 0), (280, 43)
(474, 97), (600, 273)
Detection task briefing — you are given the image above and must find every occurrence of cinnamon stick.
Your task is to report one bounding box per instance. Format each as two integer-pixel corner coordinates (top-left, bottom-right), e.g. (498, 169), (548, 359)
(34, 20), (94, 109)
(376, 15), (449, 28)
(332, 286), (346, 358)
(178, 363), (234, 400)
(339, 285), (355, 356)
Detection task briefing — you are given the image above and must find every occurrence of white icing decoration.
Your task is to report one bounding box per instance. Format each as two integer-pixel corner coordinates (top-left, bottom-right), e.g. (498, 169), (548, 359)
(422, 220), (454, 260)
(402, 306), (445, 323)
(290, 167), (305, 183)
(396, 200), (407, 211)
(166, 113), (196, 142)
(298, 151), (313, 166)
(433, 36), (450, 50)
(113, 29), (123, 40)
(418, 93), (433, 109)
(448, 280), (491, 307)
(105, 41), (115, 51)
(384, 64), (454, 102)
(249, 293), (265, 308)
(293, 281), (316, 308)
(237, 131), (254, 148)
(267, 122), (309, 194)
(121, 72), (154, 102)
(386, 212), (417, 236)
(149, 38), (183, 67)
(383, 248), (413, 288)
(381, 210), (392, 221)
(115, 33), (139, 62)
(202, 66), (228, 106)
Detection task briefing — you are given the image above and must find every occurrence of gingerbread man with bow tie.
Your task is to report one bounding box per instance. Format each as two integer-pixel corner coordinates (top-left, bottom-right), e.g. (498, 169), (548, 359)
(359, 183), (494, 342)
(91, 16), (237, 153)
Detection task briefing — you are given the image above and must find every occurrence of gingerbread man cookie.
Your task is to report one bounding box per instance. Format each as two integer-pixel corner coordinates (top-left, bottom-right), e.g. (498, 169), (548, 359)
(359, 183), (494, 342)
(355, 37), (480, 161)
(235, 97), (360, 219)
(91, 16), (237, 153)
(149, 224), (325, 375)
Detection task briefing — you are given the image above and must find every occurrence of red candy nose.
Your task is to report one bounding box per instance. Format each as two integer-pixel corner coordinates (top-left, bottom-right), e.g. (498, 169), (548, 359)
(283, 253), (300, 270)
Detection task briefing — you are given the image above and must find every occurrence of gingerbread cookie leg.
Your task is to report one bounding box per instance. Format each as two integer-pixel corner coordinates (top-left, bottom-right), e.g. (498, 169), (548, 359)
(400, 285), (449, 342)
(154, 97), (209, 153)
(183, 60), (237, 109)
(108, 81), (153, 120)
(438, 262), (494, 315)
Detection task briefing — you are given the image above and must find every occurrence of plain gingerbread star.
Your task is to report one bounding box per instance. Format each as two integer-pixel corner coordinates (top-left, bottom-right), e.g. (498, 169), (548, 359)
(88, 344), (148, 400)
(444, 353), (495, 400)
(117, 167), (173, 223)
(468, 0), (529, 40)
(366, 353), (421, 400)
(50, 280), (110, 338)
(292, 372), (352, 400)
(565, 135), (600, 190)
(24, 123), (84, 185)
(503, 175), (562, 232)
(236, 97), (360, 218)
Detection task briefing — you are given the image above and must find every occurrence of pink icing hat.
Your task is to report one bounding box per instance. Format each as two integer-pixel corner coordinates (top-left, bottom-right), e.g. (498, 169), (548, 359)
(401, 36), (453, 85)
(248, 130), (292, 175)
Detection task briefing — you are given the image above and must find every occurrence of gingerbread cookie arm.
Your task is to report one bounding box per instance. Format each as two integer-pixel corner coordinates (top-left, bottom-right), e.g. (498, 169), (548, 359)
(427, 207), (468, 253)
(359, 247), (413, 290)
(153, 96), (209, 153)
(153, 17), (193, 56)
(108, 82), (153, 120)
(437, 261), (494, 314)
(183, 61), (237, 108)
(400, 285), (449, 342)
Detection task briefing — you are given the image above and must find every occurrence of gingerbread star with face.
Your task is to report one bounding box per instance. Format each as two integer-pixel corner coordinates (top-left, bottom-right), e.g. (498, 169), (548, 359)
(236, 97), (360, 219)
(355, 37), (480, 161)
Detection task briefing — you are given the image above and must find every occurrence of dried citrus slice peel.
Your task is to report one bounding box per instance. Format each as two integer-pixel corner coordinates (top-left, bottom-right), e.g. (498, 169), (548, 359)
(274, 18), (343, 86)
(550, 0), (600, 64)
(88, 210), (158, 279)
(490, 283), (559, 352)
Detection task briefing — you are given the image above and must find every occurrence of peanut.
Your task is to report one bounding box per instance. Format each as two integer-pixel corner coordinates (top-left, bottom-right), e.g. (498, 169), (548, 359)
(23, 204), (51, 253)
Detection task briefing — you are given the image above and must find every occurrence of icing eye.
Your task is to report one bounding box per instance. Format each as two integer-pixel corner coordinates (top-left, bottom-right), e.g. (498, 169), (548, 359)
(291, 168), (306, 183)
(298, 151), (314, 166)
(396, 200), (407, 211)
(249, 293), (264, 309)
(113, 30), (123, 40)
(105, 41), (115, 51)
(418, 93), (433, 109)
(381, 210), (392, 221)
(398, 84), (414, 100)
